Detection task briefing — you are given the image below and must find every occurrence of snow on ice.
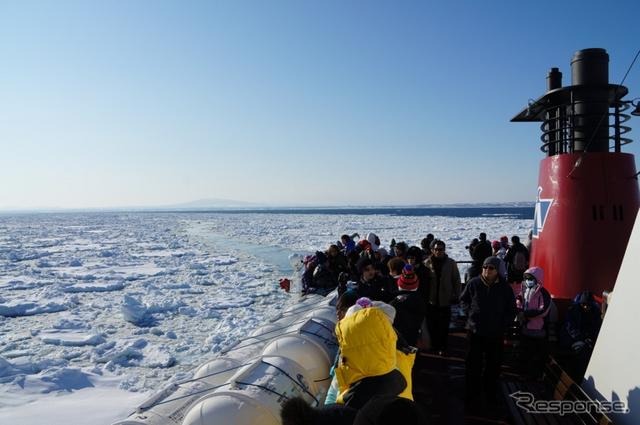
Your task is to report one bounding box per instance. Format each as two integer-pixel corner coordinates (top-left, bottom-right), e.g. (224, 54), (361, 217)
(0, 211), (530, 424)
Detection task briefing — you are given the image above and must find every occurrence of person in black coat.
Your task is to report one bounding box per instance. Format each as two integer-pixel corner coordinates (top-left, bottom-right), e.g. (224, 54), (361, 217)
(355, 257), (396, 302)
(390, 264), (426, 346)
(459, 256), (516, 405)
(465, 238), (480, 280)
(280, 395), (426, 425)
(406, 246), (430, 293)
(504, 235), (530, 283)
(559, 291), (602, 381)
(281, 397), (357, 425)
(472, 233), (493, 271)
(327, 244), (349, 280)
(311, 251), (338, 295)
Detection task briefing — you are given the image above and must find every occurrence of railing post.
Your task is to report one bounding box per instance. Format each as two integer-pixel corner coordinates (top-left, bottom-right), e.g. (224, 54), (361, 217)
(614, 103), (621, 153)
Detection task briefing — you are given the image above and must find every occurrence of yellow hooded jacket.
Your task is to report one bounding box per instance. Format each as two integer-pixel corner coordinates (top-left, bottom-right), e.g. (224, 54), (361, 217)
(334, 306), (413, 402)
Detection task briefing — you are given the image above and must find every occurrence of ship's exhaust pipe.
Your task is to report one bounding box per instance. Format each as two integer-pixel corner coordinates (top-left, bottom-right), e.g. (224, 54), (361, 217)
(512, 48), (640, 306)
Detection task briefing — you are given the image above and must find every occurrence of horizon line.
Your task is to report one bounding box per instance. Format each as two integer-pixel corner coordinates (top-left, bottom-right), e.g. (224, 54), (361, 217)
(0, 202), (535, 214)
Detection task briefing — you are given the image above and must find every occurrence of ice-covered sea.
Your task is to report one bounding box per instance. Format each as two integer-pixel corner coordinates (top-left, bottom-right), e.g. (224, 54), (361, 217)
(0, 211), (531, 424)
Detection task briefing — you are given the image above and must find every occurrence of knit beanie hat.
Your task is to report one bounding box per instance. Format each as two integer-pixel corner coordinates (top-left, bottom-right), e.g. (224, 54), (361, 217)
(482, 256), (501, 270)
(315, 251), (328, 265)
(356, 257), (374, 274)
(394, 241), (408, 253)
(398, 264), (419, 291)
(406, 246), (423, 262)
(358, 239), (372, 251)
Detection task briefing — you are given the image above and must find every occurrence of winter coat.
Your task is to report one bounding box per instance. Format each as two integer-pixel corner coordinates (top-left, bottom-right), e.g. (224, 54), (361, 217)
(472, 240), (493, 268)
(505, 242), (530, 282)
(497, 256), (508, 280)
(355, 276), (397, 303)
(390, 289), (426, 346)
(459, 275), (517, 337)
(312, 264), (338, 293)
(424, 255), (461, 307)
(328, 253), (349, 280)
(334, 307), (407, 408)
(518, 266), (551, 337)
(302, 264), (316, 293)
(560, 297), (602, 348)
(412, 262), (430, 294)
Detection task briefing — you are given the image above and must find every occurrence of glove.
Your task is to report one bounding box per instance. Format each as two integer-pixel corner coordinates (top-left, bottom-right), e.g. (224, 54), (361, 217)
(571, 341), (586, 352)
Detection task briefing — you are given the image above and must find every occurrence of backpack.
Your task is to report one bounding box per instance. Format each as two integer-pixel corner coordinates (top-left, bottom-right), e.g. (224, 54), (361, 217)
(513, 250), (528, 272)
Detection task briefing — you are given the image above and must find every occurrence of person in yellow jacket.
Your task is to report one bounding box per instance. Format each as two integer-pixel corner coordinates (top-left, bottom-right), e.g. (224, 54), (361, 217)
(334, 297), (415, 409)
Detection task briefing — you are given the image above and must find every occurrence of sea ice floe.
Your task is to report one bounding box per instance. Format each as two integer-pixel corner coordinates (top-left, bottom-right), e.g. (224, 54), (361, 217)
(62, 281), (125, 293)
(6, 250), (50, 262)
(93, 339), (175, 369)
(146, 298), (187, 314)
(0, 300), (69, 317)
(0, 356), (23, 380)
(36, 259), (53, 268)
(121, 295), (188, 326)
(39, 330), (106, 347)
(92, 339), (144, 367)
(211, 256), (238, 266)
(52, 318), (89, 330)
(121, 295), (154, 326)
(1, 350), (33, 359)
(0, 279), (39, 291)
(0, 211), (531, 418)
(209, 298), (255, 309)
(36, 367), (95, 393)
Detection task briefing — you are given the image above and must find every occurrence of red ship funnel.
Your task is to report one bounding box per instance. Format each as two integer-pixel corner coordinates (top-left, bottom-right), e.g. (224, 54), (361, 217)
(513, 48), (640, 301)
(533, 153), (638, 299)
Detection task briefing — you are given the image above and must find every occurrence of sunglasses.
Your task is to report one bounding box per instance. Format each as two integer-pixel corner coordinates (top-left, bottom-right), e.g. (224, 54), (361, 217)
(482, 265), (496, 270)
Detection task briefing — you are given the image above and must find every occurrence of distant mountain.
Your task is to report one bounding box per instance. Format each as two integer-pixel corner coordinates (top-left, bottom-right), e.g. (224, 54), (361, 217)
(161, 198), (266, 209)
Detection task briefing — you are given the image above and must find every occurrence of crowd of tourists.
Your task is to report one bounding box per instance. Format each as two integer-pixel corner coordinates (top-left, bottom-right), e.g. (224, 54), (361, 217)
(281, 231), (602, 424)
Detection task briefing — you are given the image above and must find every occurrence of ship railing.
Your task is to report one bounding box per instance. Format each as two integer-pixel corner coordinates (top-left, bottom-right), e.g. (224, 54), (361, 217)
(539, 101), (633, 154)
(502, 357), (613, 425)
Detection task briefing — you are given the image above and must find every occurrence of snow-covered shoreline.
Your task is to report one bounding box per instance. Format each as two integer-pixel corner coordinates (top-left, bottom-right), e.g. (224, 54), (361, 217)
(0, 212), (531, 424)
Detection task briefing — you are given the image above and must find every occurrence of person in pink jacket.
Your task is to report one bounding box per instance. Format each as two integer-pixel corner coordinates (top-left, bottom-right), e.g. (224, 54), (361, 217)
(516, 266), (551, 379)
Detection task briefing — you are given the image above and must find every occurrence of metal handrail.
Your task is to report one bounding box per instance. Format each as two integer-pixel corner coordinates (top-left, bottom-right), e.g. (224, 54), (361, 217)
(538, 102), (633, 154)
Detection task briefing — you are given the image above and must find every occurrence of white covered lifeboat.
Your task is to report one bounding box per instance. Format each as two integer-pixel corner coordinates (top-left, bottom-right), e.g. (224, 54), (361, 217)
(114, 291), (338, 425)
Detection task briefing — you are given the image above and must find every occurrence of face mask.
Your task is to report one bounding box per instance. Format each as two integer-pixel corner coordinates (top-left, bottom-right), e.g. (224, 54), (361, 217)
(525, 279), (537, 288)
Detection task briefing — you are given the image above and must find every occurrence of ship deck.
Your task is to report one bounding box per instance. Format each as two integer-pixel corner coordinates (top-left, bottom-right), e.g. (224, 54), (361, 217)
(412, 329), (512, 425)
(412, 316), (588, 425)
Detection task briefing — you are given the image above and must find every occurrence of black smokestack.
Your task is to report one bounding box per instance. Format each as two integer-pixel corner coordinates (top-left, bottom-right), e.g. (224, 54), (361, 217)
(570, 48), (610, 152)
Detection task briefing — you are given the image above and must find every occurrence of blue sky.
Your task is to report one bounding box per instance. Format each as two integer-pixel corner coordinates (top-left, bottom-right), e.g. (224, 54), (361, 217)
(1, 0), (639, 208)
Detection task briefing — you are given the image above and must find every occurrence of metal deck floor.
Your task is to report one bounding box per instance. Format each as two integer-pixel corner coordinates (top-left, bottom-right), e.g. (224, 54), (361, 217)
(412, 331), (513, 425)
